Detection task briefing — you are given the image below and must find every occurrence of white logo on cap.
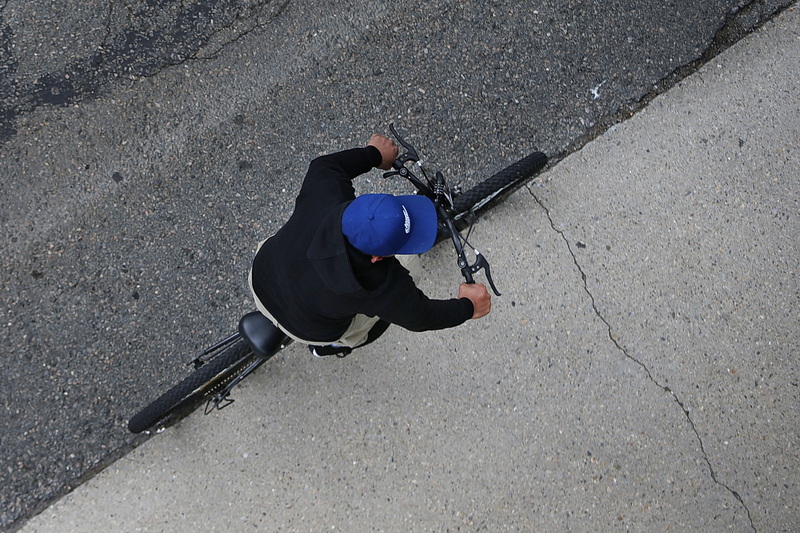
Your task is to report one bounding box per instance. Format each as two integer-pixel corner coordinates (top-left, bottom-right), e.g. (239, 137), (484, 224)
(402, 206), (411, 234)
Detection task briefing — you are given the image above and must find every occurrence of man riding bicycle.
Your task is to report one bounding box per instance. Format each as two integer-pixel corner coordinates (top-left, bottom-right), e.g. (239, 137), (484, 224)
(249, 133), (492, 358)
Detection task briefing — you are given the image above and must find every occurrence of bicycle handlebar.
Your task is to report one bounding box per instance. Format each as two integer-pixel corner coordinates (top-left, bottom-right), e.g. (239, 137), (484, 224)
(383, 123), (501, 296)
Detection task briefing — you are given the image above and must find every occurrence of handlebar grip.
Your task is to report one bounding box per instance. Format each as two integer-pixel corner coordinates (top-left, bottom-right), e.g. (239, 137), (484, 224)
(460, 264), (475, 284)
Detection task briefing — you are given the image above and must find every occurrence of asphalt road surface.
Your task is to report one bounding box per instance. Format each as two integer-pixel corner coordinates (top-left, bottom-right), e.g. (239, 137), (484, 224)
(0, 0), (794, 528)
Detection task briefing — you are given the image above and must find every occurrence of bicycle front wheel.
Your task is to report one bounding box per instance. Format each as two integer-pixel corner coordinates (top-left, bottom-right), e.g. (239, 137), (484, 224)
(452, 151), (547, 216)
(128, 339), (255, 433)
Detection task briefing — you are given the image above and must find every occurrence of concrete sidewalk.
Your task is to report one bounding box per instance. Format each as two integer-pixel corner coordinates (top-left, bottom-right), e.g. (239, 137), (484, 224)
(20, 7), (798, 533)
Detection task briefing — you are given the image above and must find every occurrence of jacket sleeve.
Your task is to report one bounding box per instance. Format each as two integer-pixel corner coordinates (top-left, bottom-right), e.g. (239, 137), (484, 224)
(372, 271), (475, 332)
(294, 146), (382, 208)
(306, 146), (382, 185)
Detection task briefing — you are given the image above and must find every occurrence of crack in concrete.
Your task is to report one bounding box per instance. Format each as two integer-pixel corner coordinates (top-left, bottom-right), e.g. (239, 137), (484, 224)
(526, 185), (757, 532)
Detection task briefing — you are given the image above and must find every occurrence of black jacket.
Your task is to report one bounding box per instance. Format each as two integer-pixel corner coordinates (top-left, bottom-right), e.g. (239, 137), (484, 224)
(251, 146), (473, 343)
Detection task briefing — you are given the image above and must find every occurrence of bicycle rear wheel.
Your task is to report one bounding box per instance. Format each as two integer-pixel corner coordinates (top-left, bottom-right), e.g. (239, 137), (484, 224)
(128, 338), (255, 433)
(452, 151), (547, 216)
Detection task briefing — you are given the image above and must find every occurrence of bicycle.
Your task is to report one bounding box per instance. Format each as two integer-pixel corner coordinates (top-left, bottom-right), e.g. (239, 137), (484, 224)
(127, 124), (547, 434)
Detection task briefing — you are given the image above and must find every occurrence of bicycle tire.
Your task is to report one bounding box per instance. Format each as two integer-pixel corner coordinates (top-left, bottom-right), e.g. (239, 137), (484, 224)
(452, 151), (547, 216)
(128, 339), (254, 433)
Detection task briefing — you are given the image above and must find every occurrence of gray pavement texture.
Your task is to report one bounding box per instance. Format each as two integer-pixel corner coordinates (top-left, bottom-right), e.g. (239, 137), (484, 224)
(17, 6), (799, 533)
(6, 0), (798, 528)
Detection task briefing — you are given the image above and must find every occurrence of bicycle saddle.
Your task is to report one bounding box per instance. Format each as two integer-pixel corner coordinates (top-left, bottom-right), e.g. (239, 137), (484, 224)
(238, 311), (290, 358)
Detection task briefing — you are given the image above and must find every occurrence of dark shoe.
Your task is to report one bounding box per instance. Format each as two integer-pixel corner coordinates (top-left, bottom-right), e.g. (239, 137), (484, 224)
(309, 344), (352, 358)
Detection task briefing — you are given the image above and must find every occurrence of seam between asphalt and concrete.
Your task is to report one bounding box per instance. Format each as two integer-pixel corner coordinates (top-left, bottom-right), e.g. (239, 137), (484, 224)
(544, 0), (797, 170)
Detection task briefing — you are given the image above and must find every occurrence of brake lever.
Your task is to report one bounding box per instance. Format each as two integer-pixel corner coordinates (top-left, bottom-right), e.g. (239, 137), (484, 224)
(389, 122), (419, 168)
(466, 251), (501, 296)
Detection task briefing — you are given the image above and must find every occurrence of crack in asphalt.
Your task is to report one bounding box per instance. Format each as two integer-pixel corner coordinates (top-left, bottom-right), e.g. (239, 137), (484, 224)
(101, 1), (114, 48)
(526, 185), (757, 532)
(1, 0), (791, 147)
(191, 0), (292, 61)
(0, 0), (289, 144)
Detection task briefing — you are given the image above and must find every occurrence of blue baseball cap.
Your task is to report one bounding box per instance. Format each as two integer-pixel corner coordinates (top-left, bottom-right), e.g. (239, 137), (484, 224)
(342, 194), (438, 256)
